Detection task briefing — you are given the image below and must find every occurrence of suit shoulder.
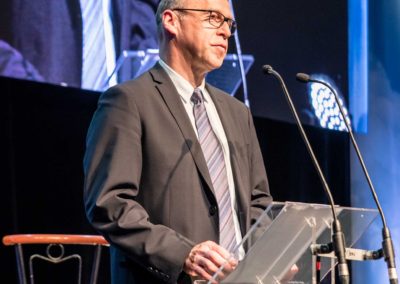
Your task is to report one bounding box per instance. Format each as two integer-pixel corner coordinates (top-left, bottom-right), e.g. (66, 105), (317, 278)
(96, 71), (159, 114)
(112, 70), (155, 95)
(101, 68), (161, 102)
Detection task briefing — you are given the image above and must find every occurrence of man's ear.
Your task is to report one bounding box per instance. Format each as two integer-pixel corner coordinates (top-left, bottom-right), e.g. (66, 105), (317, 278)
(162, 10), (179, 36)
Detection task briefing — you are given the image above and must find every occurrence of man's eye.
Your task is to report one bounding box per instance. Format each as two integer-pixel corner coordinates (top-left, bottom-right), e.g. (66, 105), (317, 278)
(210, 13), (222, 22)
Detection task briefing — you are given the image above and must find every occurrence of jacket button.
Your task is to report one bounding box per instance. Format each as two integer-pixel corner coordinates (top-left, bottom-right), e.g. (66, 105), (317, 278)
(209, 205), (217, 216)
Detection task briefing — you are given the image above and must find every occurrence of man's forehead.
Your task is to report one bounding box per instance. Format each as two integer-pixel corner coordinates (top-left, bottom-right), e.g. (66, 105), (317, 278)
(182, 0), (230, 8)
(182, 0), (232, 15)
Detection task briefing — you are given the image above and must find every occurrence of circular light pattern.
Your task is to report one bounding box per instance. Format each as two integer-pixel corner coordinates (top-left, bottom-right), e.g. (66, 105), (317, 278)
(309, 75), (351, 131)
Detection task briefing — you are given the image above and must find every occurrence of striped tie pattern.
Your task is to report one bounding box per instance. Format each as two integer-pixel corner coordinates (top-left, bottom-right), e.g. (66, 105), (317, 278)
(191, 88), (237, 254)
(80, 0), (108, 90)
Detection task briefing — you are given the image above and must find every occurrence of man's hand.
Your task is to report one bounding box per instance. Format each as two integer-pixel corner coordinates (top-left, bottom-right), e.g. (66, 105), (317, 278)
(281, 264), (299, 283)
(183, 241), (238, 283)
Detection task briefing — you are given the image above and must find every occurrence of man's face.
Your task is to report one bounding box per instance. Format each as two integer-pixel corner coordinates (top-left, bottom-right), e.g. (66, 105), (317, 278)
(174, 0), (234, 74)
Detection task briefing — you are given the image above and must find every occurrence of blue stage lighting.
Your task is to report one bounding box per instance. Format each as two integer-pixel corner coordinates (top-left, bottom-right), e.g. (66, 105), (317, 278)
(309, 75), (350, 131)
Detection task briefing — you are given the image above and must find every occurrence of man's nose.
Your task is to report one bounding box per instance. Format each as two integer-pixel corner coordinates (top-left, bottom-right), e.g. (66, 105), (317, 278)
(218, 21), (232, 38)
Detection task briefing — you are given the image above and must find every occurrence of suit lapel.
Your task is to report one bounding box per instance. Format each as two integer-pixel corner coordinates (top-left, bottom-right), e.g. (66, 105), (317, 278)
(149, 65), (216, 199)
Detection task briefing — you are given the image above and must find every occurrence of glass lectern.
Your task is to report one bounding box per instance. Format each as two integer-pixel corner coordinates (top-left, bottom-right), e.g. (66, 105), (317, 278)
(210, 202), (378, 284)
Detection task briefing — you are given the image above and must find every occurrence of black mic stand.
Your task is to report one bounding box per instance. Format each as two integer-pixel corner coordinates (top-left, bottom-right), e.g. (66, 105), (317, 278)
(296, 73), (398, 284)
(262, 65), (350, 284)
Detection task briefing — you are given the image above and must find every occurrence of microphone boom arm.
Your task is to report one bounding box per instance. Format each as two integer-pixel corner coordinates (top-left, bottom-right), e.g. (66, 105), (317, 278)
(296, 72), (398, 284)
(263, 65), (350, 283)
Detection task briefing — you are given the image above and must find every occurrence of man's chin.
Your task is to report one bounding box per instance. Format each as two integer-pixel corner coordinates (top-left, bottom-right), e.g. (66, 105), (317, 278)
(209, 59), (225, 71)
(201, 57), (225, 74)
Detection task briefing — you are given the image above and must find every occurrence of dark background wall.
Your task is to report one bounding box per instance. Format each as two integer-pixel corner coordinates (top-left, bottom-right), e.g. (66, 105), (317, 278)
(232, 0), (348, 127)
(0, 0), (350, 283)
(0, 77), (109, 283)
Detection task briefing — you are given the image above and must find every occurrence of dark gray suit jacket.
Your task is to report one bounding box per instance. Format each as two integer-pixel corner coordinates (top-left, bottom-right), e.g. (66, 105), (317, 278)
(83, 63), (272, 284)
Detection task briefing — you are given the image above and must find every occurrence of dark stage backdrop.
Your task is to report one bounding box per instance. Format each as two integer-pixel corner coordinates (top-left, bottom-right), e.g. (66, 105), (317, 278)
(0, 0), (348, 129)
(232, 0), (348, 127)
(0, 76), (350, 283)
(0, 77), (108, 283)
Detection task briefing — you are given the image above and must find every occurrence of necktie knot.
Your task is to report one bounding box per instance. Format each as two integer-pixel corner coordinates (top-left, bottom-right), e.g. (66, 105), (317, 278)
(191, 88), (203, 105)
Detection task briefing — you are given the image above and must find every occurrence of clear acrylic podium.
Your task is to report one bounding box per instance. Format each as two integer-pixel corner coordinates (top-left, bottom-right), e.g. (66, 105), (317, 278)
(211, 202), (378, 284)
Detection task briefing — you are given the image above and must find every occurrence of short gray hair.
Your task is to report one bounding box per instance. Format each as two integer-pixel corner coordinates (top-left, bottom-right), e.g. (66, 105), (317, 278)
(155, 0), (184, 28)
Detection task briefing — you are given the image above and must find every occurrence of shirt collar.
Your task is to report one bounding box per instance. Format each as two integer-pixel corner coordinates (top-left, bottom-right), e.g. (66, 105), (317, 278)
(158, 59), (207, 103)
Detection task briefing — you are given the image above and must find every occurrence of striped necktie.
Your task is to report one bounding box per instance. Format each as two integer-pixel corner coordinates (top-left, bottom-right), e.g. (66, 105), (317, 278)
(191, 88), (237, 254)
(80, 0), (108, 90)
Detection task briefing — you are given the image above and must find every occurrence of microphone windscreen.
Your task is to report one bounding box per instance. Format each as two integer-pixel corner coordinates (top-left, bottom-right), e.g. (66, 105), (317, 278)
(262, 65), (273, 74)
(296, 73), (310, 83)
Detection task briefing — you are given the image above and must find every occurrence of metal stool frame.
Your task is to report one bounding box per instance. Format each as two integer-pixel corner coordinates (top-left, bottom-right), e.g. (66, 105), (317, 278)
(3, 234), (109, 284)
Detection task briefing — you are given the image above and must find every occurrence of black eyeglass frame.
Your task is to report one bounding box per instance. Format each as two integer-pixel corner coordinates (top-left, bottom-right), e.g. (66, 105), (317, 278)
(172, 8), (237, 34)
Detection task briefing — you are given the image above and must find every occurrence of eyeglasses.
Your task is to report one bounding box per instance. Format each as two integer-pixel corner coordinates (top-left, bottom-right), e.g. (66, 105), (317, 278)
(172, 8), (237, 35)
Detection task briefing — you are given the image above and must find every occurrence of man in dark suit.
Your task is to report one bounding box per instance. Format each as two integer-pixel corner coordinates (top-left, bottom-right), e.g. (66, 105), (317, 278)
(84, 0), (272, 283)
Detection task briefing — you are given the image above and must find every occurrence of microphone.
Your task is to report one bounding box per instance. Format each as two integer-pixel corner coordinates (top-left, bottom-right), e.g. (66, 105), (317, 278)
(296, 72), (398, 284)
(262, 65), (350, 284)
